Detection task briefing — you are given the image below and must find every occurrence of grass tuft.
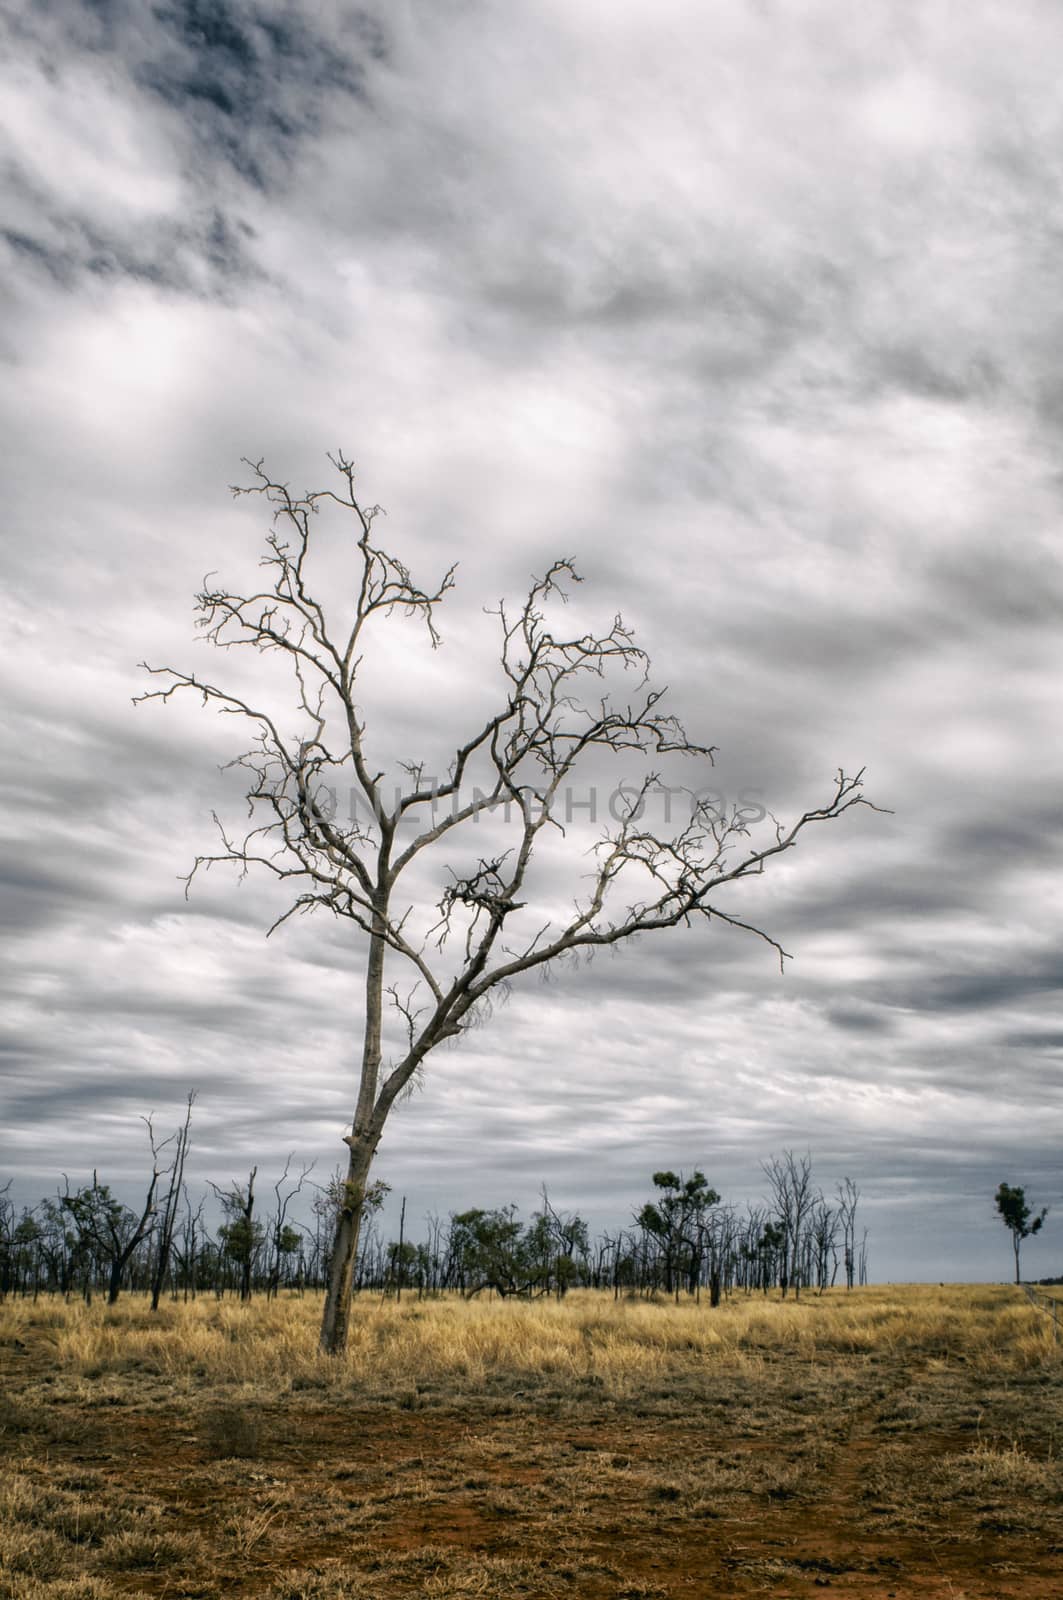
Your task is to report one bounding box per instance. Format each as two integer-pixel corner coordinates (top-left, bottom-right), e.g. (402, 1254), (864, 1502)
(202, 1403), (265, 1460)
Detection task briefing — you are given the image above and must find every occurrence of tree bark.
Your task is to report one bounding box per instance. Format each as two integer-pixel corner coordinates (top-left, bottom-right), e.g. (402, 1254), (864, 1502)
(319, 1130), (378, 1353)
(239, 1169), (256, 1303)
(151, 1094), (194, 1312)
(319, 919), (387, 1355)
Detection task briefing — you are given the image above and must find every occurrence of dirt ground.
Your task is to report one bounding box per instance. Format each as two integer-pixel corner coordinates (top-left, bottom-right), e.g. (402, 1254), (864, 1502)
(2, 1303), (1062, 1599)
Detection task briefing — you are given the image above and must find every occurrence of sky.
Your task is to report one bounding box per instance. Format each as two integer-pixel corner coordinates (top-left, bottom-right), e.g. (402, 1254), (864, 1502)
(2, 0), (1062, 1283)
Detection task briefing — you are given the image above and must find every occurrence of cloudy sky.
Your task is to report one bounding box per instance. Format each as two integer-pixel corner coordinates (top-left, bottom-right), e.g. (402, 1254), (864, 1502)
(3, 0), (1062, 1282)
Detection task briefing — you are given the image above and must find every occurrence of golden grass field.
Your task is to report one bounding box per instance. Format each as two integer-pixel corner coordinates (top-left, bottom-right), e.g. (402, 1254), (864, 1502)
(1, 1284), (1061, 1598)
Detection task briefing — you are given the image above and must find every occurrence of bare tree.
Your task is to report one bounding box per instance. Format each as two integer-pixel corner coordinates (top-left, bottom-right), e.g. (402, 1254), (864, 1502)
(836, 1177), (860, 1292)
(0, 1181), (13, 1302)
(173, 1187), (206, 1300)
(763, 1151), (818, 1300)
(265, 1155), (314, 1300)
(536, 1187), (590, 1299)
(810, 1197), (839, 1292)
(150, 1091), (195, 1312)
(423, 1211), (445, 1294)
(138, 454), (876, 1353)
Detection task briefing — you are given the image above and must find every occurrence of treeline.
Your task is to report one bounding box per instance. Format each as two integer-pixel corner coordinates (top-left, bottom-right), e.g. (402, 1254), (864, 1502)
(0, 1109), (868, 1305)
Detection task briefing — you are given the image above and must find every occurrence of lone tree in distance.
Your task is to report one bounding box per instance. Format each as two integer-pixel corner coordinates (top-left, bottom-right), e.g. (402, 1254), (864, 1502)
(138, 454), (875, 1356)
(995, 1181), (1047, 1284)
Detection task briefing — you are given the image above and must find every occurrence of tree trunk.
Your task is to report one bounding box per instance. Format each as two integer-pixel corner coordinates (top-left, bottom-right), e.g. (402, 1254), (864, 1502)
(319, 1132), (377, 1353)
(151, 1097), (193, 1313)
(1014, 1236), (1022, 1285)
(239, 1169), (256, 1304)
(319, 917), (388, 1356)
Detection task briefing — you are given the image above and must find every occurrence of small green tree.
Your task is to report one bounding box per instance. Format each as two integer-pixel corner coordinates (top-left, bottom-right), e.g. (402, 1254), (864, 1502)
(213, 1170), (263, 1301)
(995, 1182), (1047, 1284)
(636, 1170), (721, 1299)
(12, 1211), (44, 1298)
(756, 1221), (787, 1294)
(38, 1197), (83, 1297)
(449, 1206), (551, 1297)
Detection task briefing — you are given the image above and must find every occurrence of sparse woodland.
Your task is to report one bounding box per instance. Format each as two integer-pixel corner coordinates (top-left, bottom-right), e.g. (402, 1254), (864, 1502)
(0, 1146), (867, 1307)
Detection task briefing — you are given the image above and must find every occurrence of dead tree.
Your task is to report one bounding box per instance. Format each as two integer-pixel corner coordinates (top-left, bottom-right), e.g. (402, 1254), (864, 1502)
(150, 1092), (195, 1311)
(537, 1187), (590, 1298)
(763, 1151), (818, 1300)
(0, 1182), (13, 1302)
(173, 1188), (205, 1300)
(138, 454), (876, 1354)
(61, 1116), (171, 1305)
(810, 1198), (839, 1292)
(265, 1156), (314, 1299)
(836, 1177), (860, 1292)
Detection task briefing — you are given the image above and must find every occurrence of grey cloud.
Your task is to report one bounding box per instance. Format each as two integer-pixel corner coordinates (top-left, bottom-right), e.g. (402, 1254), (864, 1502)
(133, 0), (373, 187)
(4, 0), (1063, 1284)
(941, 805), (1063, 863)
(870, 343), (1002, 406)
(1, 1073), (194, 1126)
(999, 1029), (1063, 1052)
(0, 0), (376, 301)
(825, 1005), (895, 1035)
(917, 968), (1063, 1015)
(925, 545), (1063, 636)
(2, 207), (256, 294)
(0, 859), (88, 932)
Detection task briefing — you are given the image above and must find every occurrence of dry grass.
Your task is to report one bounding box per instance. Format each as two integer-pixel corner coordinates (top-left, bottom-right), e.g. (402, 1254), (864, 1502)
(3, 1282), (1058, 1398)
(1, 1284), (1061, 1599)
